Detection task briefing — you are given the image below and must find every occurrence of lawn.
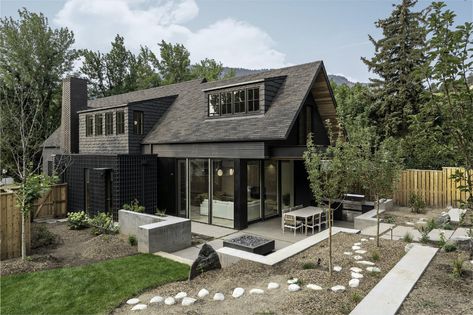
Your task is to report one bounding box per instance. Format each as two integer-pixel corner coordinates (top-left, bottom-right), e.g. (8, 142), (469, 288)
(0, 254), (189, 315)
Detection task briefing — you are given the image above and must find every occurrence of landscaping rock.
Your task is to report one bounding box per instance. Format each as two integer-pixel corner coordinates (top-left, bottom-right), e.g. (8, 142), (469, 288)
(356, 260), (375, 266)
(250, 288), (264, 295)
(353, 255), (363, 260)
(189, 244), (222, 280)
(355, 250), (367, 254)
(351, 272), (364, 279)
(174, 292), (187, 300)
(331, 285), (346, 292)
(181, 297), (196, 306)
(197, 288), (209, 298)
(232, 287), (245, 298)
(350, 267), (363, 273)
(436, 213), (450, 226)
(149, 296), (163, 304)
(126, 298), (140, 305)
(349, 279), (360, 288)
(366, 267), (381, 273)
(448, 208), (466, 223)
(287, 278), (299, 284)
(334, 266), (342, 272)
(306, 284), (323, 290)
(405, 243), (415, 253)
(267, 282), (280, 290)
(131, 304), (147, 311)
(360, 238), (368, 242)
(164, 297), (175, 305)
(213, 293), (225, 301)
(354, 242), (362, 246)
(406, 222), (415, 226)
(288, 284), (301, 292)
(352, 245), (361, 250)
(344, 251), (353, 255)
(369, 237), (375, 240)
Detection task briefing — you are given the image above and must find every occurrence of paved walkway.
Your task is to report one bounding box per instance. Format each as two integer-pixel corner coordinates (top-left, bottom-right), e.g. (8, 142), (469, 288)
(349, 244), (438, 315)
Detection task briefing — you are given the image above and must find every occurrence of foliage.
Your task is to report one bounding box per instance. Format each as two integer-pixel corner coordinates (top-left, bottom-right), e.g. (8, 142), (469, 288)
(89, 212), (118, 235)
(441, 222), (454, 230)
(157, 40), (192, 85)
(0, 254), (189, 315)
(31, 225), (58, 249)
(403, 232), (413, 243)
(128, 235), (137, 247)
(351, 292), (363, 304)
(15, 174), (57, 216)
(426, 218), (438, 231)
(409, 193), (426, 213)
(383, 215), (396, 224)
(155, 208), (167, 217)
(67, 211), (89, 230)
(302, 262), (316, 269)
(331, 82), (371, 130)
(122, 199), (145, 213)
(452, 256), (464, 278)
(417, 225), (431, 243)
(438, 232), (447, 248)
(371, 250), (380, 261)
(443, 243), (457, 252)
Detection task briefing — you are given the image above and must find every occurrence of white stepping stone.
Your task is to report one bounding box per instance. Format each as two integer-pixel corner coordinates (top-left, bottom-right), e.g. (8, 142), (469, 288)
(197, 288), (209, 298)
(406, 222), (415, 226)
(174, 292), (187, 300)
(369, 237), (375, 240)
(351, 272), (364, 279)
(349, 279), (360, 288)
(126, 298), (140, 305)
(331, 285), (346, 292)
(213, 293), (225, 301)
(470, 260), (473, 265)
(350, 267), (363, 273)
(164, 297), (175, 305)
(287, 278), (299, 284)
(232, 287), (245, 298)
(250, 288), (264, 295)
(355, 250), (367, 254)
(131, 304), (147, 311)
(307, 284), (323, 290)
(334, 266), (342, 272)
(360, 238), (368, 242)
(354, 242), (362, 246)
(181, 297), (196, 306)
(268, 282), (280, 290)
(344, 251), (353, 255)
(356, 260), (375, 266)
(366, 267), (381, 273)
(288, 284), (301, 292)
(352, 245), (361, 250)
(149, 296), (163, 304)
(353, 255), (363, 260)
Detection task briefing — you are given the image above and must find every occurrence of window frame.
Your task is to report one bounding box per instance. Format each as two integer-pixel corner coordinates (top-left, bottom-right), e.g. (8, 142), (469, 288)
(94, 113), (103, 136)
(208, 93), (220, 117)
(133, 110), (144, 135)
(105, 112), (114, 135)
(85, 115), (93, 137)
(220, 91), (233, 115)
(116, 111), (125, 134)
(247, 87), (260, 112)
(233, 89), (246, 114)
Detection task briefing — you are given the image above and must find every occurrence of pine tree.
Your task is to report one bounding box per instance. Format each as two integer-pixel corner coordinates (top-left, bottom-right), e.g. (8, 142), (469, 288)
(362, 0), (426, 138)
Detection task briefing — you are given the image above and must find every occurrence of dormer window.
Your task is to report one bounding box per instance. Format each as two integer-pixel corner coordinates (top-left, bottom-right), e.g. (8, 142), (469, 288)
(248, 88), (259, 112)
(208, 94), (220, 117)
(133, 111), (144, 135)
(233, 90), (246, 113)
(207, 86), (260, 117)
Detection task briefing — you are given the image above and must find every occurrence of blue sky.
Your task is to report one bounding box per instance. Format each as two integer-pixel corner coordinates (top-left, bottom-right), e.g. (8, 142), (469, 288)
(1, 0), (472, 82)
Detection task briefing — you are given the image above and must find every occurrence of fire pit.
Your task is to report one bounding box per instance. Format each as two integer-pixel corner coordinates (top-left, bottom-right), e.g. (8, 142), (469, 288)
(223, 235), (275, 255)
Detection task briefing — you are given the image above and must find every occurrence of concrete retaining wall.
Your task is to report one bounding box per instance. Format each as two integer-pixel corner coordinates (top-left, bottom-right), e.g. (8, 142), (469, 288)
(354, 199), (393, 230)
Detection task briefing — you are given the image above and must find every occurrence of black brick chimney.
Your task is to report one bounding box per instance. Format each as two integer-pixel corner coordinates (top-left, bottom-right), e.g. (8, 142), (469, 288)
(61, 77), (88, 153)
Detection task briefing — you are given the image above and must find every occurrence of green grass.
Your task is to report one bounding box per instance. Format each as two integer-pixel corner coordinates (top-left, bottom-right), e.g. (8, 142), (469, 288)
(0, 254), (189, 315)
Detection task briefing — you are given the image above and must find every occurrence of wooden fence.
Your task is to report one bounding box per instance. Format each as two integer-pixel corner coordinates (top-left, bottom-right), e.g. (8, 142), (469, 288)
(394, 167), (471, 208)
(0, 184), (67, 260)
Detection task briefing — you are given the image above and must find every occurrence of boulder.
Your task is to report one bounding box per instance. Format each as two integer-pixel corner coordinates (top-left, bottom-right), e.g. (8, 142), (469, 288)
(306, 284), (323, 290)
(174, 292), (187, 300)
(197, 288), (209, 298)
(232, 287), (245, 298)
(131, 304), (147, 311)
(164, 297), (176, 305)
(149, 296), (163, 304)
(181, 297), (196, 306)
(349, 279), (360, 288)
(250, 288), (264, 295)
(213, 293), (225, 301)
(126, 298), (140, 305)
(189, 244), (222, 280)
(267, 282), (280, 290)
(288, 284), (301, 292)
(331, 285), (345, 292)
(436, 213), (450, 226)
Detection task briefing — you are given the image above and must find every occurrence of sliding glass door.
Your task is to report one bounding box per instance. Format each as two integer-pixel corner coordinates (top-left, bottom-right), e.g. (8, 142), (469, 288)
(177, 160), (187, 218)
(212, 160), (234, 228)
(280, 160), (294, 210)
(264, 160), (278, 218)
(247, 160), (262, 222)
(189, 159), (209, 224)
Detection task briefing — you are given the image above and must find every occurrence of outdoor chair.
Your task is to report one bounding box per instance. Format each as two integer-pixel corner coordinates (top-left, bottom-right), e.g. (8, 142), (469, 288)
(320, 208), (334, 229)
(283, 213), (303, 235)
(304, 213), (321, 234)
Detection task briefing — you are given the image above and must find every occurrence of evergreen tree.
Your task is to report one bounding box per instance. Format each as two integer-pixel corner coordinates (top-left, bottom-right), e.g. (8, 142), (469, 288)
(362, 0), (427, 138)
(157, 40), (192, 85)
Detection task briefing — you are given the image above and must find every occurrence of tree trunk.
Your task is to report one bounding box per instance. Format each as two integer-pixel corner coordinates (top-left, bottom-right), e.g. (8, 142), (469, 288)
(328, 200), (332, 276)
(376, 194), (380, 247)
(21, 195), (27, 260)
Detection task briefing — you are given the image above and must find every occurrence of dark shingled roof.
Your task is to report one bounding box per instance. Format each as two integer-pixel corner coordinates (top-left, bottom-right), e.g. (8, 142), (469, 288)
(42, 127), (61, 148)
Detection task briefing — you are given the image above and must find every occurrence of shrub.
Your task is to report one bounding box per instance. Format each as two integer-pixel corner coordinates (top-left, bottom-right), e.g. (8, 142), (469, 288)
(31, 225), (58, 249)
(443, 243), (457, 252)
(122, 199), (145, 213)
(155, 208), (167, 217)
(371, 250), (380, 261)
(452, 257), (464, 278)
(89, 212), (118, 235)
(417, 225), (430, 243)
(403, 232), (413, 243)
(67, 211), (89, 230)
(409, 193), (426, 214)
(426, 218), (437, 232)
(128, 235), (137, 246)
(351, 292), (363, 304)
(383, 215), (396, 224)
(438, 232), (447, 248)
(442, 222), (454, 230)
(302, 262), (316, 269)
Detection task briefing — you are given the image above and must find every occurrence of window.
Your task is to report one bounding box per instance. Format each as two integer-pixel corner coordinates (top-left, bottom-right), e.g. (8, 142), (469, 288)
(95, 113), (103, 136)
(208, 94), (220, 116)
(85, 115), (93, 136)
(248, 88), (260, 112)
(105, 112), (113, 135)
(221, 92), (232, 115)
(116, 111), (125, 134)
(133, 111), (144, 135)
(233, 90), (246, 113)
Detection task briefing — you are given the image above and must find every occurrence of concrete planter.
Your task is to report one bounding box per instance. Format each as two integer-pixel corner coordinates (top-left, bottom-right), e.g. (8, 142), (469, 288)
(118, 210), (191, 253)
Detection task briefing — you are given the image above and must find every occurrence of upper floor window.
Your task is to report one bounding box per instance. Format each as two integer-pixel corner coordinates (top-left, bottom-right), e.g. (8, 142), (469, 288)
(85, 115), (93, 136)
(133, 111), (144, 135)
(116, 111), (125, 134)
(208, 94), (220, 117)
(105, 112), (113, 135)
(247, 88), (260, 112)
(233, 90), (246, 113)
(207, 87), (260, 117)
(221, 92), (232, 115)
(95, 113), (103, 136)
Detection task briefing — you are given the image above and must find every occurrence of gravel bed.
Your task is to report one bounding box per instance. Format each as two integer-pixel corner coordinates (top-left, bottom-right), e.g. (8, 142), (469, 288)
(226, 235), (272, 247)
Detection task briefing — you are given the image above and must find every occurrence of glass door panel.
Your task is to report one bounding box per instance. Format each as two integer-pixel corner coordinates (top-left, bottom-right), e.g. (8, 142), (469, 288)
(281, 161), (294, 210)
(264, 160), (278, 218)
(177, 160), (187, 218)
(212, 160), (234, 228)
(247, 160), (261, 222)
(189, 159), (209, 223)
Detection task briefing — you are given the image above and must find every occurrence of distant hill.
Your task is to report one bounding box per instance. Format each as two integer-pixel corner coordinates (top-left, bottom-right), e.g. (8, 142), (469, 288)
(224, 67), (359, 86)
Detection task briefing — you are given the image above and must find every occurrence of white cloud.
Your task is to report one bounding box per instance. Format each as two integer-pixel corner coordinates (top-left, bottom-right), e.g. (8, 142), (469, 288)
(54, 0), (288, 69)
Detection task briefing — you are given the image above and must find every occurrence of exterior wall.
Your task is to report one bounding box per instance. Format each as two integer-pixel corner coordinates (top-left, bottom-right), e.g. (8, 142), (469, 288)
(42, 147), (62, 174)
(151, 142), (266, 159)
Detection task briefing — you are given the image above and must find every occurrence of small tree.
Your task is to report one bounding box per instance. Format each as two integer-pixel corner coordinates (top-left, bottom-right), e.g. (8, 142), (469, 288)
(303, 127), (353, 275)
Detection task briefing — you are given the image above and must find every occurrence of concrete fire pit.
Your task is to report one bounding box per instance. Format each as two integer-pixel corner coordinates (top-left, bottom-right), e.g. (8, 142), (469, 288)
(223, 235), (275, 255)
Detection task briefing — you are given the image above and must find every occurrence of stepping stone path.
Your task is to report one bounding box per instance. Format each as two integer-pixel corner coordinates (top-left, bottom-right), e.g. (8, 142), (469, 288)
(181, 297), (196, 306)
(287, 278), (299, 284)
(355, 250), (367, 254)
(127, 298), (140, 305)
(353, 255), (363, 260)
(349, 279), (360, 288)
(250, 288), (264, 295)
(232, 288), (245, 298)
(131, 304), (147, 311)
(306, 284), (323, 290)
(213, 293), (225, 301)
(174, 292), (187, 300)
(366, 267), (381, 273)
(361, 238), (368, 242)
(369, 237), (375, 240)
(404, 243), (415, 253)
(198, 289), (209, 298)
(356, 260), (375, 266)
(352, 245), (361, 250)
(268, 282), (279, 290)
(288, 284), (301, 292)
(344, 251), (353, 255)
(150, 296), (163, 304)
(351, 272), (364, 279)
(354, 242), (362, 246)
(350, 267), (363, 273)
(334, 266), (342, 272)
(164, 297), (176, 305)
(331, 285), (346, 292)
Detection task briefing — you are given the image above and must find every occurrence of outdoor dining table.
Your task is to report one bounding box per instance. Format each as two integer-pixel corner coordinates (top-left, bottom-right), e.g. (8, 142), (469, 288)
(283, 206), (324, 235)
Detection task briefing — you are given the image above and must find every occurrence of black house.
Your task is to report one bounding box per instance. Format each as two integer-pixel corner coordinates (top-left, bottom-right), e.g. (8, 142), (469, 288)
(42, 61), (338, 229)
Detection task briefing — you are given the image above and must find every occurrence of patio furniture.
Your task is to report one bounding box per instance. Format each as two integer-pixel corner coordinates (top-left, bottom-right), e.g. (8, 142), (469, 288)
(283, 206), (324, 235)
(304, 213), (321, 234)
(283, 213), (303, 235)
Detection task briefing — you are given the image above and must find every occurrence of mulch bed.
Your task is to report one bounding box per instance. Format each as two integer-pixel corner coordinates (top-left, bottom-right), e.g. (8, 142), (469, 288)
(1, 222), (137, 276)
(113, 233), (405, 315)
